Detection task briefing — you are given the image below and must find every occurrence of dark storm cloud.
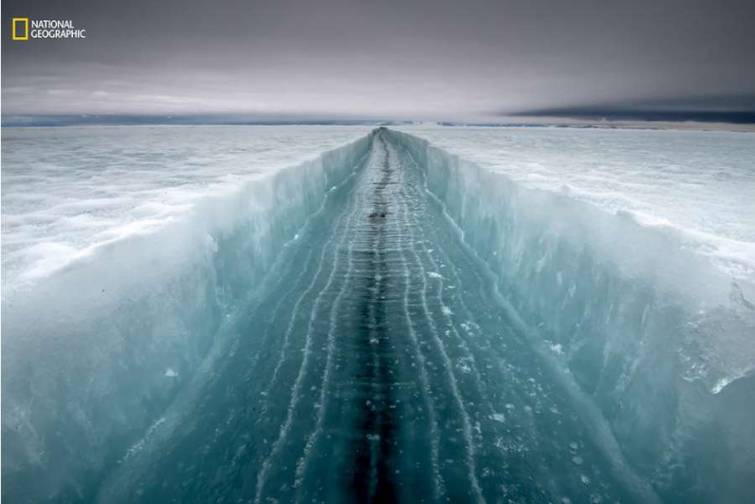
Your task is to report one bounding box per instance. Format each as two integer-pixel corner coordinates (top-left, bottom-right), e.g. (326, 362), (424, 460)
(2, 0), (754, 118)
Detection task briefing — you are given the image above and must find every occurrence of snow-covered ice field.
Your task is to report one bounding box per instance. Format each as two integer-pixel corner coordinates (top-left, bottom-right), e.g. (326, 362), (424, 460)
(397, 125), (755, 279)
(1, 125), (372, 288)
(2, 125), (754, 502)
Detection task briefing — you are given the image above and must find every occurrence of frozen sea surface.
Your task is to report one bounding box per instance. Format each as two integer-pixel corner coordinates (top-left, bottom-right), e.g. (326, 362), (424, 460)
(398, 125), (755, 280)
(2, 126), (754, 503)
(1, 125), (371, 288)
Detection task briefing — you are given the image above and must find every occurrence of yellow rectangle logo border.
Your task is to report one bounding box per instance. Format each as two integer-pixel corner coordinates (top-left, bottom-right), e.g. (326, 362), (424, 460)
(12, 17), (29, 40)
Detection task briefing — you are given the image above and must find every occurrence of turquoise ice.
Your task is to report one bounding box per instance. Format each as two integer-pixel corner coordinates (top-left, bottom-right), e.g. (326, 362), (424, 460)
(2, 127), (754, 502)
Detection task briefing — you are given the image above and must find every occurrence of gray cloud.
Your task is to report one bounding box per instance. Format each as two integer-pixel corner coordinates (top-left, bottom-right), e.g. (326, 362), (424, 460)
(3, 0), (754, 118)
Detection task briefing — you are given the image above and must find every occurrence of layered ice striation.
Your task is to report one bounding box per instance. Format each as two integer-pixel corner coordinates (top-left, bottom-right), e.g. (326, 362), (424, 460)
(390, 128), (755, 502)
(2, 125), (754, 503)
(2, 126), (372, 501)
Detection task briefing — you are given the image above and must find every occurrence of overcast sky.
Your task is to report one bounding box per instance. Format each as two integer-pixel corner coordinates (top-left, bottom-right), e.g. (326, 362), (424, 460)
(3, 0), (754, 119)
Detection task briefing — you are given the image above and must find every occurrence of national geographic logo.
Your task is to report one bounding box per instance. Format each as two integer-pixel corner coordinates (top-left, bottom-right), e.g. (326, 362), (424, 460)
(11, 18), (87, 40)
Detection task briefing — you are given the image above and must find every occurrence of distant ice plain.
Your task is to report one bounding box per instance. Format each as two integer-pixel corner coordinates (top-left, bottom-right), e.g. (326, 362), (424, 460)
(3, 125), (753, 291)
(397, 125), (755, 281)
(1, 125), (372, 289)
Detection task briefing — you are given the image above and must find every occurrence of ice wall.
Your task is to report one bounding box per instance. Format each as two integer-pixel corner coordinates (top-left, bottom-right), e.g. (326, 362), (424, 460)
(1, 132), (374, 502)
(387, 129), (755, 502)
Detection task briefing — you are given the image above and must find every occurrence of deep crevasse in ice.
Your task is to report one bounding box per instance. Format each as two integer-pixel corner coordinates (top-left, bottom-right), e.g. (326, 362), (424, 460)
(2, 126), (754, 502)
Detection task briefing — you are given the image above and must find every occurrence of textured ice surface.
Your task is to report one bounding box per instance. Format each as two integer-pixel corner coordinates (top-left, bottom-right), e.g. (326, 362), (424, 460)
(393, 126), (755, 400)
(398, 125), (755, 281)
(2, 126), (754, 503)
(1, 125), (371, 289)
(391, 128), (755, 502)
(2, 126), (374, 502)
